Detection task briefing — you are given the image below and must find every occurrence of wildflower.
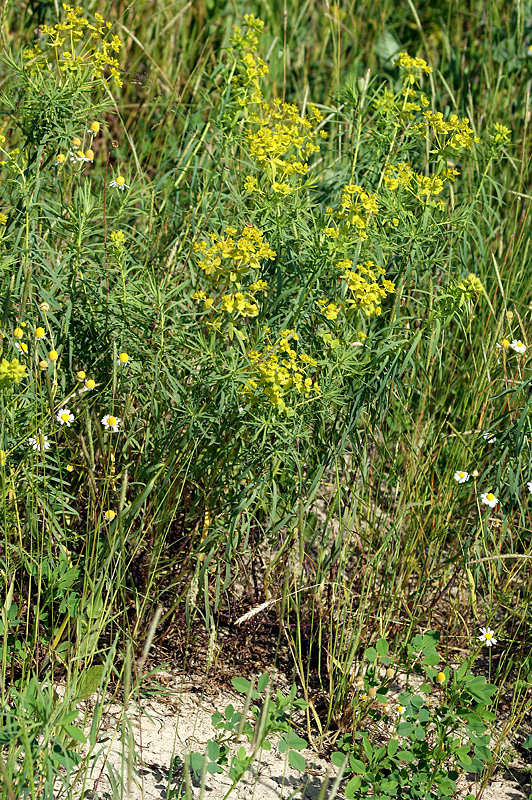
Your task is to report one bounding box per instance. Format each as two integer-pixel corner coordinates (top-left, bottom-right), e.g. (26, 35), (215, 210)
(84, 148), (94, 163)
(40, 302), (50, 312)
(478, 627), (497, 647)
(117, 352), (129, 366)
(15, 342), (28, 354)
(360, 693), (368, 701)
(104, 509), (116, 522)
(13, 327), (23, 339)
(368, 687), (377, 699)
(435, 672), (446, 683)
(110, 175), (129, 190)
(85, 378), (96, 390)
(76, 370), (86, 380)
(35, 327), (46, 339)
(528, 481), (532, 494)
(54, 154), (66, 166)
(0, 213), (7, 225)
(88, 121), (100, 136)
(56, 408), (74, 426)
(394, 704), (406, 715)
(101, 413), (120, 432)
(480, 491), (499, 508)
(66, 464), (74, 472)
(510, 339), (526, 354)
(72, 137), (82, 148)
(29, 433), (50, 452)
(496, 338), (510, 349)
(39, 360), (48, 370)
(48, 350), (58, 362)
(70, 149), (86, 164)
(482, 432), (496, 444)
(454, 470), (470, 483)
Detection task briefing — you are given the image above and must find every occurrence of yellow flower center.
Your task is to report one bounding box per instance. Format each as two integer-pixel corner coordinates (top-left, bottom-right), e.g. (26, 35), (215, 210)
(61, 413), (70, 422)
(49, 350), (58, 361)
(72, 137), (81, 147)
(108, 415), (117, 426)
(77, 371), (86, 380)
(90, 121), (100, 133)
(116, 176), (125, 185)
(35, 327), (45, 338)
(502, 338), (509, 347)
(485, 632), (493, 640)
(56, 154), (65, 163)
(119, 352), (129, 363)
(459, 472), (465, 478)
(486, 493), (495, 502)
(13, 327), (23, 339)
(85, 379), (95, 389)
(85, 149), (94, 160)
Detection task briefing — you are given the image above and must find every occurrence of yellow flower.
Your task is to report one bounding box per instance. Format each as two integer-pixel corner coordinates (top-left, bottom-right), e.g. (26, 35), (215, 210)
(66, 464), (74, 472)
(88, 121), (100, 135)
(48, 350), (58, 361)
(35, 327), (46, 339)
(13, 327), (24, 339)
(104, 509), (116, 522)
(85, 378), (96, 390)
(76, 370), (86, 380)
(40, 302), (50, 312)
(436, 672), (446, 684)
(117, 352), (130, 366)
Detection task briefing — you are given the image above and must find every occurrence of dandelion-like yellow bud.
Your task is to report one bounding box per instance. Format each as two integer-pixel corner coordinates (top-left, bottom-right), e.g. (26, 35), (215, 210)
(72, 137), (82, 147)
(90, 121), (100, 134)
(116, 175), (126, 186)
(48, 350), (58, 361)
(39, 360), (48, 370)
(35, 327), (45, 339)
(85, 149), (94, 161)
(386, 668), (394, 678)
(13, 328), (24, 339)
(55, 154), (66, 164)
(104, 509), (116, 522)
(85, 378), (96, 390)
(436, 672), (446, 683)
(118, 352), (129, 364)
(368, 687), (377, 698)
(40, 302), (50, 312)
(76, 370), (86, 380)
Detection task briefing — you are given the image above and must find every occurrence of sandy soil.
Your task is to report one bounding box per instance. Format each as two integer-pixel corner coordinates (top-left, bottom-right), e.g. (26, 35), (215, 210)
(77, 677), (530, 800)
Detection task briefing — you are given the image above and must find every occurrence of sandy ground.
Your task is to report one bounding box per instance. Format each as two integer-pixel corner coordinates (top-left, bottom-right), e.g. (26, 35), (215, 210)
(75, 677), (530, 800)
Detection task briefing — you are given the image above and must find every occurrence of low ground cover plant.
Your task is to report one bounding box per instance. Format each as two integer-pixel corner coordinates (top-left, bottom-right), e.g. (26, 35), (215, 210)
(1, 2), (531, 798)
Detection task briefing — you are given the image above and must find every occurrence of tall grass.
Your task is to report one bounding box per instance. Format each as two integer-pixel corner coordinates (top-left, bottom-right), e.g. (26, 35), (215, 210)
(1, 1), (532, 797)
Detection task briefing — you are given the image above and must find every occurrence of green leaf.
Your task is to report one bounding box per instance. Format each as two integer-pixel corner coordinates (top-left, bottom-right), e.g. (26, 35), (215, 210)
(75, 665), (104, 702)
(345, 775), (362, 798)
(331, 751), (346, 767)
(257, 672), (269, 692)
(522, 734), (532, 749)
(422, 653), (440, 666)
(288, 749), (306, 771)
(62, 724), (87, 744)
(387, 738), (399, 756)
(189, 752), (205, 775)
(397, 750), (416, 762)
(364, 646), (378, 662)
(207, 761), (223, 774)
(206, 740), (220, 761)
(231, 677), (251, 694)
(349, 758), (367, 774)
(376, 638), (389, 656)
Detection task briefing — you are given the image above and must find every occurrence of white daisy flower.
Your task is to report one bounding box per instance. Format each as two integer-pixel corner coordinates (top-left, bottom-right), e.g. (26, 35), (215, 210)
(56, 408), (74, 427)
(482, 432), (496, 444)
(480, 491), (499, 508)
(478, 627), (497, 647)
(109, 176), (129, 190)
(29, 433), (50, 452)
(527, 481), (532, 494)
(14, 341), (28, 354)
(510, 339), (526, 354)
(454, 470), (470, 483)
(101, 414), (121, 432)
(394, 704), (406, 715)
(70, 149), (85, 164)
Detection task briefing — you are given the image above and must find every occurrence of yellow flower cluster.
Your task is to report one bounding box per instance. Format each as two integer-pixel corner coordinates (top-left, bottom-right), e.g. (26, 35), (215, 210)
(245, 100), (325, 188)
(245, 330), (320, 412)
(193, 227), (274, 327)
(414, 111), (479, 151)
(25, 5), (123, 88)
(194, 225), (276, 285)
(338, 260), (395, 317)
(317, 299), (340, 321)
(395, 52), (433, 85)
(325, 184), (378, 241)
(0, 358), (27, 388)
(230, 14), (268, 104)
(384, 163), (460, 202)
